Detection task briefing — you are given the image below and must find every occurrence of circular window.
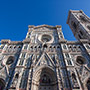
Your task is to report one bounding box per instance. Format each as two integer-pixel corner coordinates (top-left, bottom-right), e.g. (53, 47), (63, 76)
(41, 34), (52, 42)
(76, 56), (86, 65)
(6, 56), (14, 65)
(77, 59), (84, 64)
(6, 59), (14, 65)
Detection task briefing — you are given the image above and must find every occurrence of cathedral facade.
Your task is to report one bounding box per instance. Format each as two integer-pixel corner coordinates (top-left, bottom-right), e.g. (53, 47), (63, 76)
(0, 10), (90, 90)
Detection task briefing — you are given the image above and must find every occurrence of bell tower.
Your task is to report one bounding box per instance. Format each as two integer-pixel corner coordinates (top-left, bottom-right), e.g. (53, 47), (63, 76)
(67, 10), (90, 41)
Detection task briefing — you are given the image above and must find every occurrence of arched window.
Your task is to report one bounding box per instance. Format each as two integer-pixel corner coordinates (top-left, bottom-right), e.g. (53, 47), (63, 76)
(15, 73), (19, 79)
(87, 25), (90, 30)
(38, 46), (41, 48)
(0, 79), (5, 90)
(71, 21), (77, 29)
(43, 44), (47, 48)
(6, 56), (14, 65)
(30, 46), (33, 51)
(18, 46), (21, 48)
(80, 15), (87, 22)
(53, 46), (55, 48)
(87, 78), (90, 90)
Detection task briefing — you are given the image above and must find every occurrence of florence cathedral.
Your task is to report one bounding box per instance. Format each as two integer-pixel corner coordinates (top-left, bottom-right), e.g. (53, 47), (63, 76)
(0, 10), (90, 90)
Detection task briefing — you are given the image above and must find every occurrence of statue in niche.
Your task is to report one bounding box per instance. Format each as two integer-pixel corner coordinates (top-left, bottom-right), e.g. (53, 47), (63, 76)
(71, 72), (79, 89)
(40, 74), (51, 84)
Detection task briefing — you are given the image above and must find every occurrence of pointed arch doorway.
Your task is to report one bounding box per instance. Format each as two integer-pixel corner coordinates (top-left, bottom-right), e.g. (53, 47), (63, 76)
(31, 66), (58, 90)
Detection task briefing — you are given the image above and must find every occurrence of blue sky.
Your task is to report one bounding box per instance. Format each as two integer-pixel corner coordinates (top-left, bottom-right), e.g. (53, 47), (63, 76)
(0, 0), (90, 41)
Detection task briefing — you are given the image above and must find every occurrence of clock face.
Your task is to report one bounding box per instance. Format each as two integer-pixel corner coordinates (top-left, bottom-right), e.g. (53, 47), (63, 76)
(41, 34), (52, 42)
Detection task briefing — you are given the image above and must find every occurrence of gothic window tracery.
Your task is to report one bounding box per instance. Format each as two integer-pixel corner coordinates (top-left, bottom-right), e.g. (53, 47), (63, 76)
(64, 53), (72, 66)
(79, 15), (88, 22)
(71, 21), (77, 29)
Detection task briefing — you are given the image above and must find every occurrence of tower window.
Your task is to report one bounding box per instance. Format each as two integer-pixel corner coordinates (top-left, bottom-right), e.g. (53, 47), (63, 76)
(78, 34), (82, 39)
(80, 31), (83, 35)
(87, 25), (90, 30)
(72, 21), (77, 29)
(80, 15), (87, 22)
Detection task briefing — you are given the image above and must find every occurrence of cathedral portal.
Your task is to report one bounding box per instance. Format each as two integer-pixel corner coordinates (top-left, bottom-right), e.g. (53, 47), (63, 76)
(31, 66), (58, 90)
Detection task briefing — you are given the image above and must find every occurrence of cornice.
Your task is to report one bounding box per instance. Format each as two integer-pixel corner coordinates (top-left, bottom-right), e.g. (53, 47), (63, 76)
(28, 24), (61, 29)
(1, 39), (11, 44)
(1, 39), (23, 45)
(23, 39), (31, 43)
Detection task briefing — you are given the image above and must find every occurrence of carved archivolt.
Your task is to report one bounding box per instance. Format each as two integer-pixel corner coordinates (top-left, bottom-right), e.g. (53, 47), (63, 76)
(32, 65), (57, 84)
